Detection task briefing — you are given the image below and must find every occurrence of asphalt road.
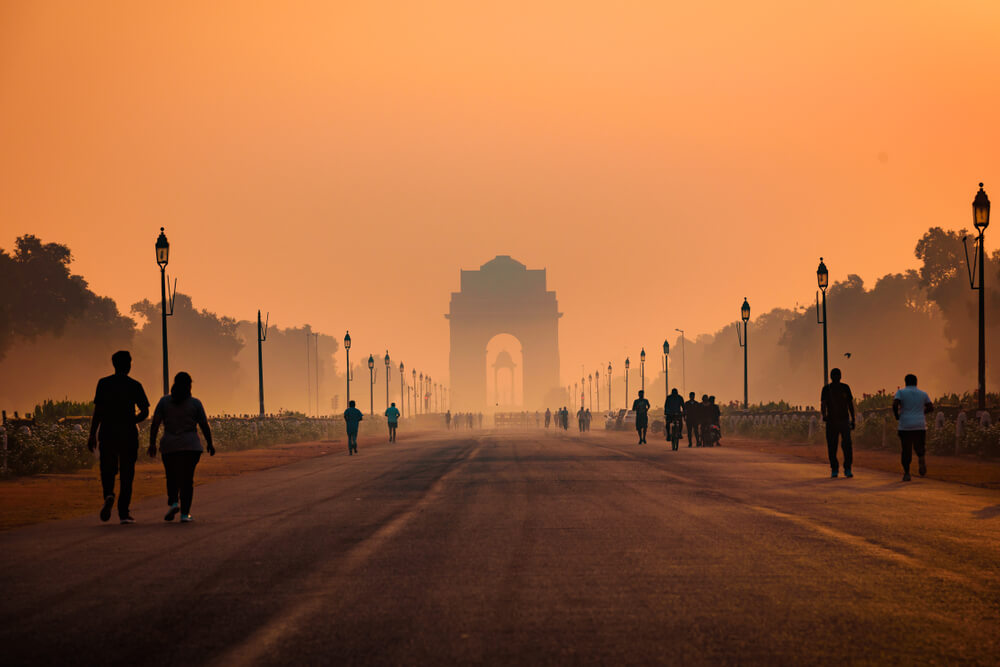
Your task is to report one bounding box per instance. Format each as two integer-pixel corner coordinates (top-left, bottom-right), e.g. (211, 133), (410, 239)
(2, 429), (999, 666)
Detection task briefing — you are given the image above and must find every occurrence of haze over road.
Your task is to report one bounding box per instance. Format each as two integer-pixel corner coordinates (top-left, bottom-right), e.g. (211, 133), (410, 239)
(2, 430), (998, 665)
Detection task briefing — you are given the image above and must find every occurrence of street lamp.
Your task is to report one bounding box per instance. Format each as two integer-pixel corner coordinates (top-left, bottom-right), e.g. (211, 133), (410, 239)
(662, 339), (669, 399)
(607, 362), (612, 411)
(595, 368), (601, 412)
(640, 348), (646, 392)
(588, 373), (593, 409)
(155, 228), (175, 396)
(674, 329), (686, 396)
(257, 310), (268, 416)
(413, 369), (418, 415)
(736, 298), (750, 409)
(816, 258), (830, 385)
(419, 372), (423, 415)
(399, 361), (405, 418)
(384, 351), (391, 411)
(964, 183), (991, 412)
(368, 354), (375, 415)
(344, 331), (352, 405)
(624, 357), (630, 408)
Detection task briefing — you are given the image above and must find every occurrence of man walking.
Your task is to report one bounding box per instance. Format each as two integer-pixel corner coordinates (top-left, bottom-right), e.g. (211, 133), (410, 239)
(820, 368), (856, 478)
(893, 374), (933, 481)
(577, 406), (586, 432)
(385, 402), (400, 442)
(445, 410), (451, 429)
(87, 351), (150, 524)
(344, 400), (363, 455)
(632, 390), (651, 444)
(544, 408), (551, 428)
(682, 392), (701, 447)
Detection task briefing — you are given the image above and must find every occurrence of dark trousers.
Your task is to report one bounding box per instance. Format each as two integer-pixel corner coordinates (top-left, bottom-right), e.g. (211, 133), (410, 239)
(825, 421), (853, 471)
(347, 431), (359, 451)
(163, 451), (201, 514)
(388, 423), (397, 442)
(898, 430), (926, 473)
(686, 420), (701, 446)
(99, 444), (137, 519)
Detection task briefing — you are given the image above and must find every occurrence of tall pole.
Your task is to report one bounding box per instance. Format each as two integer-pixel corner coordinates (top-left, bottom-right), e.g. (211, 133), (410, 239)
(978, 227), (986, 412)
(314, 333), (320, 416)
(595, 370), (600, 412)
(821, 291), (829, 385)
(675, 329), (686, 396)
(257, 310), (266, 417)
(306, 331), (312, 416)
(346, 349), (351, 405)
(624, 362), (629, 409)
(744, 322), (749, 409)
(160, 265), (169, 396)
(369, 365), (374, 415)
(607, 364), (612, 412)
(399, 364), (405, 418)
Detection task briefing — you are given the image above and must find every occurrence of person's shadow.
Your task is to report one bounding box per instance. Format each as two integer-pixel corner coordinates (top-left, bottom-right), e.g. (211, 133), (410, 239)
(972, 504), (1000, 519)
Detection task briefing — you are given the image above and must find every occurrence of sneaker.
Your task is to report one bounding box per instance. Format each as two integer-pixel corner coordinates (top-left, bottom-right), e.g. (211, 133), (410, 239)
(120, 516), (136, 525)
(844, 467), (853, 478)
(902, 472), (911, 482)
(180, 514), (194, 523)
(164, 503), (180, 521)
(831, 469), (839, 478)
(100, 495), (115, 522)
(918, 458), (927, 477)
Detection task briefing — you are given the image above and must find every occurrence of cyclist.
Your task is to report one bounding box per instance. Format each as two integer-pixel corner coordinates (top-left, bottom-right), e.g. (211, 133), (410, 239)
(663, 388), (685, 450)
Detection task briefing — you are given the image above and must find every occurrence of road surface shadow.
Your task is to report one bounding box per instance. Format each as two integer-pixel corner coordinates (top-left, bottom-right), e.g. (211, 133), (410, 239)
(972, 504), (1000, 519)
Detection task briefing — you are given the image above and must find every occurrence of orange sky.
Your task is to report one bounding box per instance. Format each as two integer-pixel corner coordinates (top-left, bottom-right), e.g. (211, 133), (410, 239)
(2, 1), (998, 391)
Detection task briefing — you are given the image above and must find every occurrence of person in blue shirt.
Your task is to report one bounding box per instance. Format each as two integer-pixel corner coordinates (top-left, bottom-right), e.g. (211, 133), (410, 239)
(385, 402), (400, 442)
(892, 374), (933, 481)
(343, 400), (364, 455)
(663, 388), (685, 450)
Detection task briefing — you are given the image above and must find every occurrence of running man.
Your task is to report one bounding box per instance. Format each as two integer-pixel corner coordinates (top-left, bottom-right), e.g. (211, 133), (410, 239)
(87, 351), (150, 524)
(344, 400), (364, 455)
(385, 402), (400, 442)
(820, 368), (856, 478)
(664, 388), (684, 450)
(632, 390), (651, 444)
(892, 374), (933, 481)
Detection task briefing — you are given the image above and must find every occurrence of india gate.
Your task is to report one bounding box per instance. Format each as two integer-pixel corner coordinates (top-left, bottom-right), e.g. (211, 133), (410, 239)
(447, 256), (561, 411)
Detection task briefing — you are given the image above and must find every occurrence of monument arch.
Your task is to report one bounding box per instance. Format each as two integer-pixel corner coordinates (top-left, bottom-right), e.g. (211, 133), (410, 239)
(447, 256), (561, 410)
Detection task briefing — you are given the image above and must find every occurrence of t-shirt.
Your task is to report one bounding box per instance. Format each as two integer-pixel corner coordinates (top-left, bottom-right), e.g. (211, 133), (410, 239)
(343, 407), (364, 433)
(94, 374), (150, 444)
(894, 386), (931, 431)
(821, 382), (854, 422)
(153, 395), (207, 454)
(683, 399), (701, 422)
(664, 393), (684, 415)
(632, 398), (650, 419)
(384, 406), (400, 423)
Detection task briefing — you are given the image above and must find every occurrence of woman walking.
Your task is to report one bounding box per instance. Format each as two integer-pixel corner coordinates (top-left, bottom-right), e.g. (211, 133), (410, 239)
(148, 372), (215, 523)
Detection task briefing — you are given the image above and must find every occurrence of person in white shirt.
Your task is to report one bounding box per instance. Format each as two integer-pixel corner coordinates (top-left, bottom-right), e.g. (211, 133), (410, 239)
(892, 374), (933, 482)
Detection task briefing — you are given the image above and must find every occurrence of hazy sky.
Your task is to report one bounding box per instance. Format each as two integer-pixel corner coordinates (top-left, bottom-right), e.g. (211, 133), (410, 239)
(2, 1), (998, 390)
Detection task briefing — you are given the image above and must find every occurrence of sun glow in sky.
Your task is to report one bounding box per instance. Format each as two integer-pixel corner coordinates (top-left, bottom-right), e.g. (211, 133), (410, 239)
(2, 1), (998, 387)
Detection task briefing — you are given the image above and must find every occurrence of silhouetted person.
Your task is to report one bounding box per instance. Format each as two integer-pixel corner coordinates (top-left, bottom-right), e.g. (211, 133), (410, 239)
(87, 350), (149, 524)
(893, 374), (933, 481)
(683, 392), (702, 447)
(344, 400), (363, 454)
(708, 396), (721, 446)
(699, 394), (711, 446)
(821, 368), (856, 478)
(445, 410), (451, 429)
(585, 408), (592, 431)
(385, 402), (400, 442)
(478, 413), (483, 429)
(664, 388), (684, 450)
(149, 372), (214, 523)
(577, 406), (586, 432)
(545, 408), (551, 428)
(632, 390), (651, 444)
(562, 406), (570, 430)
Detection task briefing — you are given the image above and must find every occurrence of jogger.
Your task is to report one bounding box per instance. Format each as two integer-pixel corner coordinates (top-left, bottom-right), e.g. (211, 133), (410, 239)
(893, 374), (933, 481)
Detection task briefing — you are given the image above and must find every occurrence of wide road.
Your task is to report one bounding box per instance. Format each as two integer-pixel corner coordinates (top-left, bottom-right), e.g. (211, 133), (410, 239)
(2, 429), (999, 665)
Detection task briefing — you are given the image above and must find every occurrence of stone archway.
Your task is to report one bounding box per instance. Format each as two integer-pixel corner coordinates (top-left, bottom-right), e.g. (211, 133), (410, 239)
(447, 256), (561, 410)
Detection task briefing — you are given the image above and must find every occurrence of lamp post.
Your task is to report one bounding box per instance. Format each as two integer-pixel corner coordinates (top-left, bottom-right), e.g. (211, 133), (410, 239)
(624, 357), (630, 407)
(816, 258), (830, 385)
(595, 368), (601, 412)
(399, 361), (405, 417)
(257, 310), (268, 416)
(674, 329), (686, 396)
(607, 362), (612, 411)
(344, 332), (352, 405)
(413, 369), (418, 415)
(964, 183), (991, 412)
(384, 351), (391, 411)
(662, 340), (669, 399)
(155, 228), (174, 396)
(640, 348), (646, 393)
(425, 375), (431, 413)
(588, 373), (593, 409)
(419, 373), (424, 414)
(736, 298), (750, 409)
(368, 354), (375, 415)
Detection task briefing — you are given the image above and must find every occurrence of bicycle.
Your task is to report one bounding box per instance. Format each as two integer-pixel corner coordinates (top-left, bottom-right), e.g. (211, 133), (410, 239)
(666, 414), (682, 450)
